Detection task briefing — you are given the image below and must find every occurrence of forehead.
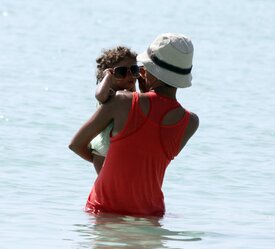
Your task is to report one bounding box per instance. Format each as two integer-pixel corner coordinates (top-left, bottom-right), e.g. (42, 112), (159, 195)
(115, 57), (137, 67)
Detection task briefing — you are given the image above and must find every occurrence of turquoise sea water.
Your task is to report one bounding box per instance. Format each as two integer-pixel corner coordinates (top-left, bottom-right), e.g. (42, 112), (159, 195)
(1, 0), (275, 248)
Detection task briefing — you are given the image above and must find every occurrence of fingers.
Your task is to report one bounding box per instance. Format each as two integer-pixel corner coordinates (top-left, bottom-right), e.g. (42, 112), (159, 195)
(138, 76), (148, 93)
(103, 68), (113, 77)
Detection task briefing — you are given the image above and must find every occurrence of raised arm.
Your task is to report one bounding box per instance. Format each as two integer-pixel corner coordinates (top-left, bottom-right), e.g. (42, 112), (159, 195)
(95, 70), (116, 103)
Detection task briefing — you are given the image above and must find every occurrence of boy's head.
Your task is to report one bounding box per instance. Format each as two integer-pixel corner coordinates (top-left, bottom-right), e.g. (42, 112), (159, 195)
(96, 46), (137, 82)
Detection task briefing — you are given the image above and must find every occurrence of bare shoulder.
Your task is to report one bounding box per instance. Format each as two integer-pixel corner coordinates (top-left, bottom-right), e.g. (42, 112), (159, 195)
(115, 89), (134, 99)
(185, 111), (199, 139)
(108, 90), (133, 135)
(188, 112), (199, 132)
(179, 111), (199, 151)
(102, 90), (132, 107)
(111, 90), (133, 106)
(103, 90), (133, 115)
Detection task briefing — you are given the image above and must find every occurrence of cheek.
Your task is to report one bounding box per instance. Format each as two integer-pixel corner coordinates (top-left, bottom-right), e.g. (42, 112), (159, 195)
(145, 72), (153, 82)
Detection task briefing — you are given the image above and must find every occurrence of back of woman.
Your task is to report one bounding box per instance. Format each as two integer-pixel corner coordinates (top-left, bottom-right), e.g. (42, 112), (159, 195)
(85, 91), (191, 216)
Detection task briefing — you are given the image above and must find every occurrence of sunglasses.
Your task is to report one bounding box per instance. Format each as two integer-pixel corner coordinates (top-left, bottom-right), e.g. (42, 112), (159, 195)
(113, 65), (140, 79)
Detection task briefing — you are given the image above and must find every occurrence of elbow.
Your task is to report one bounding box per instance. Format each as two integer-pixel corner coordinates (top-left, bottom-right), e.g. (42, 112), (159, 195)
(69, 141), (89, 155)
(95, 92), (101, 102)
(95, 95), (108, 104)
(95, 91), (111, 104)
(68, 142), (78, 153)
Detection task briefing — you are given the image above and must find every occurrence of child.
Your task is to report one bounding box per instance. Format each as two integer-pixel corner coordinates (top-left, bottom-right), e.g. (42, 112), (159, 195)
(90, 46), (140, 174)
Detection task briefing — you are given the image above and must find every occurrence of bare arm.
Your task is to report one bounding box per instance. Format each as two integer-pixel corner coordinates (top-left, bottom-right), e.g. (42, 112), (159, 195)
(95, 70), (116, 103)
(137, 67), (150, 93)
(69, 101), (114, 162)
(69, 91), (133, 164)
(179, 112), (199, 151)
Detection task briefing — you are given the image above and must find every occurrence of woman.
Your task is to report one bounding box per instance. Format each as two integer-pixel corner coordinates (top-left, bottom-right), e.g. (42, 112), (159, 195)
(69, 33), (199, 217)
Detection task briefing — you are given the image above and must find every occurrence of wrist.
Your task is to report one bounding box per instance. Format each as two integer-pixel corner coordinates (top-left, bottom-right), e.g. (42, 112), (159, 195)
(103, 69), (113, 78)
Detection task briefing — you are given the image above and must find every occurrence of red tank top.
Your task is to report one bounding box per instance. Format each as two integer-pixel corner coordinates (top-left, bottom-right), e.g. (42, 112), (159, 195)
(85, 92), (190, 216)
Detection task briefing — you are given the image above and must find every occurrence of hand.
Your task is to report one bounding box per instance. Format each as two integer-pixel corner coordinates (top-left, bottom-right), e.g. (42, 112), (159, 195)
(102, 68), (113, 77)
(102, 68), (116, 88)
(138, 75), (149, 93)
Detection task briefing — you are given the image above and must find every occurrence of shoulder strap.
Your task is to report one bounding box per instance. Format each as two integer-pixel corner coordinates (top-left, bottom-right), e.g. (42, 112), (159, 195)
(111, 92), (147, 141)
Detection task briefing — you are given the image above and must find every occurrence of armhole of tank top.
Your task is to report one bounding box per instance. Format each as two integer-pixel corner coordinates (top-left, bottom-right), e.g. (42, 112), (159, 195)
(160, 106), (188, 128)
(160, 109), (191, 160)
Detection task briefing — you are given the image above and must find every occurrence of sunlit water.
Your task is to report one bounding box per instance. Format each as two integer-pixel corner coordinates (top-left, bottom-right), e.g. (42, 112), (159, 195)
(1, 0), (275, 248)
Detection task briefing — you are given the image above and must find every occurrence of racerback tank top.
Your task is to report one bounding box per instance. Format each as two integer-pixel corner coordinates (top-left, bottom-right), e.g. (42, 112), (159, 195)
(85, 91), (190, 216)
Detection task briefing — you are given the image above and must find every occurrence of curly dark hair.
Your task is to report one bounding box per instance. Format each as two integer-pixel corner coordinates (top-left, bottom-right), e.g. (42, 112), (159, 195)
(96, 46), (137, 82)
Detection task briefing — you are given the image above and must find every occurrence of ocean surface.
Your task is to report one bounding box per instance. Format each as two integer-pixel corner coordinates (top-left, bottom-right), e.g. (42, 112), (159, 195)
(1, 0), (275, 248)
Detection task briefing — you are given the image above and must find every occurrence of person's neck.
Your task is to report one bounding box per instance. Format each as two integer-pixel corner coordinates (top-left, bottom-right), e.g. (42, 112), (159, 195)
(150, 82), (177, 99)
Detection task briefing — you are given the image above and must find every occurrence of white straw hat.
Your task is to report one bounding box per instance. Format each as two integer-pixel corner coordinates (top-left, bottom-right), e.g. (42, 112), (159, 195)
(137, 33), (193, 88)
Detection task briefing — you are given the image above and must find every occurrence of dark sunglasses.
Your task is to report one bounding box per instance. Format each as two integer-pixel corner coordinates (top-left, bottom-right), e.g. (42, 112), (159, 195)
(113, 65), (140, 79)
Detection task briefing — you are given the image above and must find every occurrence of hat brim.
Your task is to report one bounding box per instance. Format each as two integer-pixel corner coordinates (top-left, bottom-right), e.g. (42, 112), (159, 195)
(137, 51), (192, 88)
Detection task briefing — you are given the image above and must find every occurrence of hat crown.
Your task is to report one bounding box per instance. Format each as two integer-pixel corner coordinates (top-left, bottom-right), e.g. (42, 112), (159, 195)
(137, 33), (194, 88)
(149, 33), (193, 69)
